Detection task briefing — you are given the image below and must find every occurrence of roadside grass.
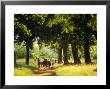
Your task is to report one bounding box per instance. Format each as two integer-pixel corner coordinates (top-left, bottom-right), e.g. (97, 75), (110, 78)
(14, 58), (97, 76)
(54, 64), (96, 76)
(53, 59), (97, 76)
(14, 58), (38, 76)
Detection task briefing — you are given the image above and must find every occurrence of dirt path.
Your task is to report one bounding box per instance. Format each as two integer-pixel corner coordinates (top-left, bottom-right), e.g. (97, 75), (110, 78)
(32, 67), (56, 76)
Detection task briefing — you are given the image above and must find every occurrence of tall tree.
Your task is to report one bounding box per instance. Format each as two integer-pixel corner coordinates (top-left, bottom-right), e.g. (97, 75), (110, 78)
(70, 34), (81, 64)
(71, 14), (96, 64)
(14, 51), (16, 66)
(58, 44), (63, 64)
(69, 14), (97, 64)
(66, 15), (81, 64)
(14, 14), (44, 65)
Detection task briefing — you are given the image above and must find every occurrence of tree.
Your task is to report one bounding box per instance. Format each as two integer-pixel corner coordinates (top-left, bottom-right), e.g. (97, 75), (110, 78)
(62, 14), (81, 64)
(50, 16), (70, 64)
(58, 45), (63, 64)
(14, 51), (16, 66)
(70, 14), (96, 64)
(68, 14), (97, 64)
(70, 34), (81, 64)
(14, 14), (44, 65)
(14, 14), (97, 65)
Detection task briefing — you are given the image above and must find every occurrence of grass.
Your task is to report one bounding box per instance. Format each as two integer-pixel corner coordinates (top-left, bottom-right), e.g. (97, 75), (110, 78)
(14, 58), (38, 76)
(14, 64), (38, 76)
(14, 58), (97, 76)
(54, 64), (96, 76)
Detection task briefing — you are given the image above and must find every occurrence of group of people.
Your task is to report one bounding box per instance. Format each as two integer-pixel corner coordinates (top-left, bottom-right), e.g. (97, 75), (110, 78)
(35, 57), (57, 68)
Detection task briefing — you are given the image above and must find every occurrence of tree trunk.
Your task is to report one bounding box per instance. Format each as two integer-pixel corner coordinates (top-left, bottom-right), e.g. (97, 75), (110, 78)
(84, 33), (91, 64)
(71, 37), (81, 64)
(26, 42), (29, 65)
(63, 44), (69, 65)
(14, 51), (16, 66)
(58, 47), (63, 64)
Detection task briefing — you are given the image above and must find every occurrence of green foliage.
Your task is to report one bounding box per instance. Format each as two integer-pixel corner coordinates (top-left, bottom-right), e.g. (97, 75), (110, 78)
(48, 49), (58, 60)
(39, 46), (58, 60)
(15, 43), (58, 59)
(90, 45), (97, 60)
(39, 46), (50, 58)
(14, 14), (97, 65)
(14, 43), (26, 58)
(30, 43), (40, 58)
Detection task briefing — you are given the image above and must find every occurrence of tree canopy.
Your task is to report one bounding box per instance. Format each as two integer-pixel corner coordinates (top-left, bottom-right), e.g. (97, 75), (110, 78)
(14, 14), (97, 65)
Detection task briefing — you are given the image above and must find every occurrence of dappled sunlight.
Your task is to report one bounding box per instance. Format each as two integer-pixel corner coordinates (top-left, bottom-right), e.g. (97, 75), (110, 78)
(14, 61), (96, 76)
(55, 64), (96, 76)
(14, 14), (97, 76)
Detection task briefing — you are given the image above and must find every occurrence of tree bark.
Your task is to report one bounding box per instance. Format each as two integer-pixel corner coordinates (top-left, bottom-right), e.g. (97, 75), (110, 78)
(63, 44), (69, 65)
(84, 33), (91, 64)
(58, 47), (63, 64)
(26, 42), (29, 65)
(14, 51), (16, 66)
(71, 36), (81, 64)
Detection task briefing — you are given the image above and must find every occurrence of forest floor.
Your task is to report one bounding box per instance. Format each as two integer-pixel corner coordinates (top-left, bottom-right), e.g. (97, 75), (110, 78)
(14, 59), (97, 76)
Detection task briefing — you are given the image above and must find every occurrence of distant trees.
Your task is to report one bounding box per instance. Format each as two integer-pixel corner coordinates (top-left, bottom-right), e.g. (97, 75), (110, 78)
(14, 14), (97, 65)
